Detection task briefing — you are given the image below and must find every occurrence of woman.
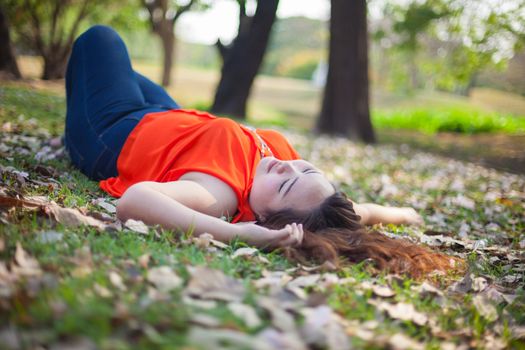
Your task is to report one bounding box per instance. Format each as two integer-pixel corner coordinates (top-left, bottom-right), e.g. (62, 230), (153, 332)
(65, 26), (458, 277)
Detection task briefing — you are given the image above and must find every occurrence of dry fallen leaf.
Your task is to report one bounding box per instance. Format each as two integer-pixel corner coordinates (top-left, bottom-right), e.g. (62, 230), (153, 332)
(93, 283), (112, 298)
(185, 266), (245, 302)
(359, 281), (396, 297)
(147, 266), (182, 292)
(70, 246), (93, 277)
(123, 219), (149, 235)
(300, 305), (350, 350)
(13, 242), (42, 277)
(190, 313), (222, 328)
(45, 202), (108, 230)
(138, 254), (150, 269)
(389, 333), (424, 350)
(257, 297), (297, 333)
(192, 233), (213, 249)
(256, 328), (308, 350)
(227, 302), (263, 328)
(92, 198), (117, 213)
(0, 188), (46, 210)
(447, 273), (473, 295)
(108, 271), (127, 291)
(472, 295), (499, 322)
(287, 274), (321, 289)
(182, 295), (218, 310)
(231, 247), (259, 259)
(37, 231), (63, 244)
(253, 270), (293, 289)
(369, 300), (428, 326)
(188, 327), (273, 350)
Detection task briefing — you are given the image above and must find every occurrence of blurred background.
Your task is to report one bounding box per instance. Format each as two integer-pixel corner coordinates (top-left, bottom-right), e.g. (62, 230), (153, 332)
(1, 0), (524, 173)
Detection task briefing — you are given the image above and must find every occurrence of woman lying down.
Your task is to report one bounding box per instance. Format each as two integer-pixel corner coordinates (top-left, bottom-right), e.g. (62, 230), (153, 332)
(64, 25), (460, 278)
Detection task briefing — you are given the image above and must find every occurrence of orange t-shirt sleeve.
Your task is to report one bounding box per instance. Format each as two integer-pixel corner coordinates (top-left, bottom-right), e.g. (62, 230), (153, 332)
(258, 129), (301, 160)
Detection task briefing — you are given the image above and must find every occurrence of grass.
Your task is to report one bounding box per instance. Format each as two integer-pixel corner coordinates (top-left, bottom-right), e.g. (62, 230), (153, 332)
(0, 84), (65, 136)
(372, 107), (525, 135)
(1, 82), (525, 349)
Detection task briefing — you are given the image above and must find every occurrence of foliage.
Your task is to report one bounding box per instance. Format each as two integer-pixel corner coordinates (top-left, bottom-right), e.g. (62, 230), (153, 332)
(5, 0), (142, 79)
(372, 107), (525, 134)
(261, 16), (328, 79)
(274, 50), (322, 80)
(372, 0), (525, 93)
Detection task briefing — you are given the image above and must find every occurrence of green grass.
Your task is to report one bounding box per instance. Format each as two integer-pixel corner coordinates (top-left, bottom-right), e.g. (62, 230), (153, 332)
(1, 84), (524, 349)
(0, 84), (65, 136)
(372, 107), (525, 134)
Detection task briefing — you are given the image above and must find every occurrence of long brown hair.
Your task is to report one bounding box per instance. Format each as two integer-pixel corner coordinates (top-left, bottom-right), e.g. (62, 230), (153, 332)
(258, 192), (462, 279)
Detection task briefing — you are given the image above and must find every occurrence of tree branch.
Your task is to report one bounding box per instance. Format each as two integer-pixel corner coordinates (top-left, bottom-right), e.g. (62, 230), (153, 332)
(49, 0), (62, 50)
(23, 0), (45, 57)
(65, 0), (89, 48)
(172, 0), (196, 24)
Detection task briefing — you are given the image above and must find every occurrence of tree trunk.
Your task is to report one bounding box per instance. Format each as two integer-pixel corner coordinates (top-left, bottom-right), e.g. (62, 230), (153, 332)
(408, 53), (420, 90)
(211, 0), (279, 119)
(317, 0), (375, 143)
(0, 7), (21, 79)
(160, 25), (175, 87)
(42, 52), (69, 80)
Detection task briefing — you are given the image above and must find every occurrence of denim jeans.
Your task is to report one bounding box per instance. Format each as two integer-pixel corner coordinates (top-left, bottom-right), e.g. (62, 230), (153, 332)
(64, 25), (180, 180)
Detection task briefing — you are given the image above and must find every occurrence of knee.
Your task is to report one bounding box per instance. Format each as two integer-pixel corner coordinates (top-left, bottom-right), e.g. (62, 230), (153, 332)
(74, 25), (122, 48)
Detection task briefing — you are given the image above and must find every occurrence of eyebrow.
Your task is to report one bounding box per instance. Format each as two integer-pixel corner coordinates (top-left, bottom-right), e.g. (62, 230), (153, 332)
(283, 170), (319, 197)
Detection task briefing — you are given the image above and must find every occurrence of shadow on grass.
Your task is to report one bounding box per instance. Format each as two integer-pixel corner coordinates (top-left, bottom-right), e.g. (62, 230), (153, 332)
(378, 129), (525, 175)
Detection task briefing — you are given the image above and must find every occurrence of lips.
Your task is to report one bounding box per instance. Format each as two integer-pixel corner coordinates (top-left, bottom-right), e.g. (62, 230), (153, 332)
(267, 159), (278, 173)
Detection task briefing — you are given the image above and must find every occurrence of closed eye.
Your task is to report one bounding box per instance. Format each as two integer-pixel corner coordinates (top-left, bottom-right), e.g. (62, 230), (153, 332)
(279, 179), (289, 193)
(279, 169), (319, 194)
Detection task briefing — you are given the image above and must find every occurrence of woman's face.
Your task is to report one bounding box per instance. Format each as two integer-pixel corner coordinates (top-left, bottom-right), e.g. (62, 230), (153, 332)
(249, 157), (335, 219)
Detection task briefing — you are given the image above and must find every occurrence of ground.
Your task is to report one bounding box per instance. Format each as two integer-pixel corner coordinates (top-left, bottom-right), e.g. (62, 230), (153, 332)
(0, 81), (524, 350)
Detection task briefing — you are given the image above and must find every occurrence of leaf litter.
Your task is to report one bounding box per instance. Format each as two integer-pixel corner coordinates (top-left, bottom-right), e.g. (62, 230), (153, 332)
(1, 116), (524, 349)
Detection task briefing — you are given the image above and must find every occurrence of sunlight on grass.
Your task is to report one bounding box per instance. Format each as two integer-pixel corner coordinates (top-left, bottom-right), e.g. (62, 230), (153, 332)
(373, 107), (525, 134)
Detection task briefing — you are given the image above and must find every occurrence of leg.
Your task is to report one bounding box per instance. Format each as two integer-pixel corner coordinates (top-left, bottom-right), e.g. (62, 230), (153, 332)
(135, 72), (180, 109)
(65, 25), (167, 180)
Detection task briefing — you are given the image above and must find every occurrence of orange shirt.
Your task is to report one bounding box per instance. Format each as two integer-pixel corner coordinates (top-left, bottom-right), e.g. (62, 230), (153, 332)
(99, 109), (300, 222)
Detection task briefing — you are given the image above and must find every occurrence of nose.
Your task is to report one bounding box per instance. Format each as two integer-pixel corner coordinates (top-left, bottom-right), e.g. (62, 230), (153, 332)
(275, 161), (295, 174)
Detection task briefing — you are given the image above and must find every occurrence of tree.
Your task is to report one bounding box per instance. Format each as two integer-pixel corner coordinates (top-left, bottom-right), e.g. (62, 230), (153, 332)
(316, 0), (375, 143)
(142, 0), (206, 86)
(389, 1), (450, 90)
(5, 0), (137, 80)
(0, 6), (21, 79)
(211, 0), (279, 119)
(372, 0), (525, 94)
(6, 0), (97, 80)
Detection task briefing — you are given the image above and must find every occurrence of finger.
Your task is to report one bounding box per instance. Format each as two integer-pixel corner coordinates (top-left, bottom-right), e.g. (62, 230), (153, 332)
(277, 224), (301, 248)
(292, 223), (303, 247)
(297, 224), (304, 245)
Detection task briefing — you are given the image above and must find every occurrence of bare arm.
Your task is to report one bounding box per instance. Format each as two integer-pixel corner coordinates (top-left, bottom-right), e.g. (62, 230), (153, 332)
(352, 202), (423, 226)
(116, 181), (303, 248)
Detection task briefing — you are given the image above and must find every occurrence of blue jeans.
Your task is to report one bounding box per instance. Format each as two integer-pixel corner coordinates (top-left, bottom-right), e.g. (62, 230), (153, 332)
(64, 25), (180, 180)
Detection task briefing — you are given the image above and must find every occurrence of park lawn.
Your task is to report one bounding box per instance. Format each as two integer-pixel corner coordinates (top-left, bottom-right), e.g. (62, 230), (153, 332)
(1, 84), (525, 349)
(372, 107), (525, 135)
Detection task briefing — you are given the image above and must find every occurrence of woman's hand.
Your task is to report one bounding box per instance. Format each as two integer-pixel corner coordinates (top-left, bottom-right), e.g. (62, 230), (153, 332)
(233, 222), (304, 249)
(400, 207), (424, 226)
